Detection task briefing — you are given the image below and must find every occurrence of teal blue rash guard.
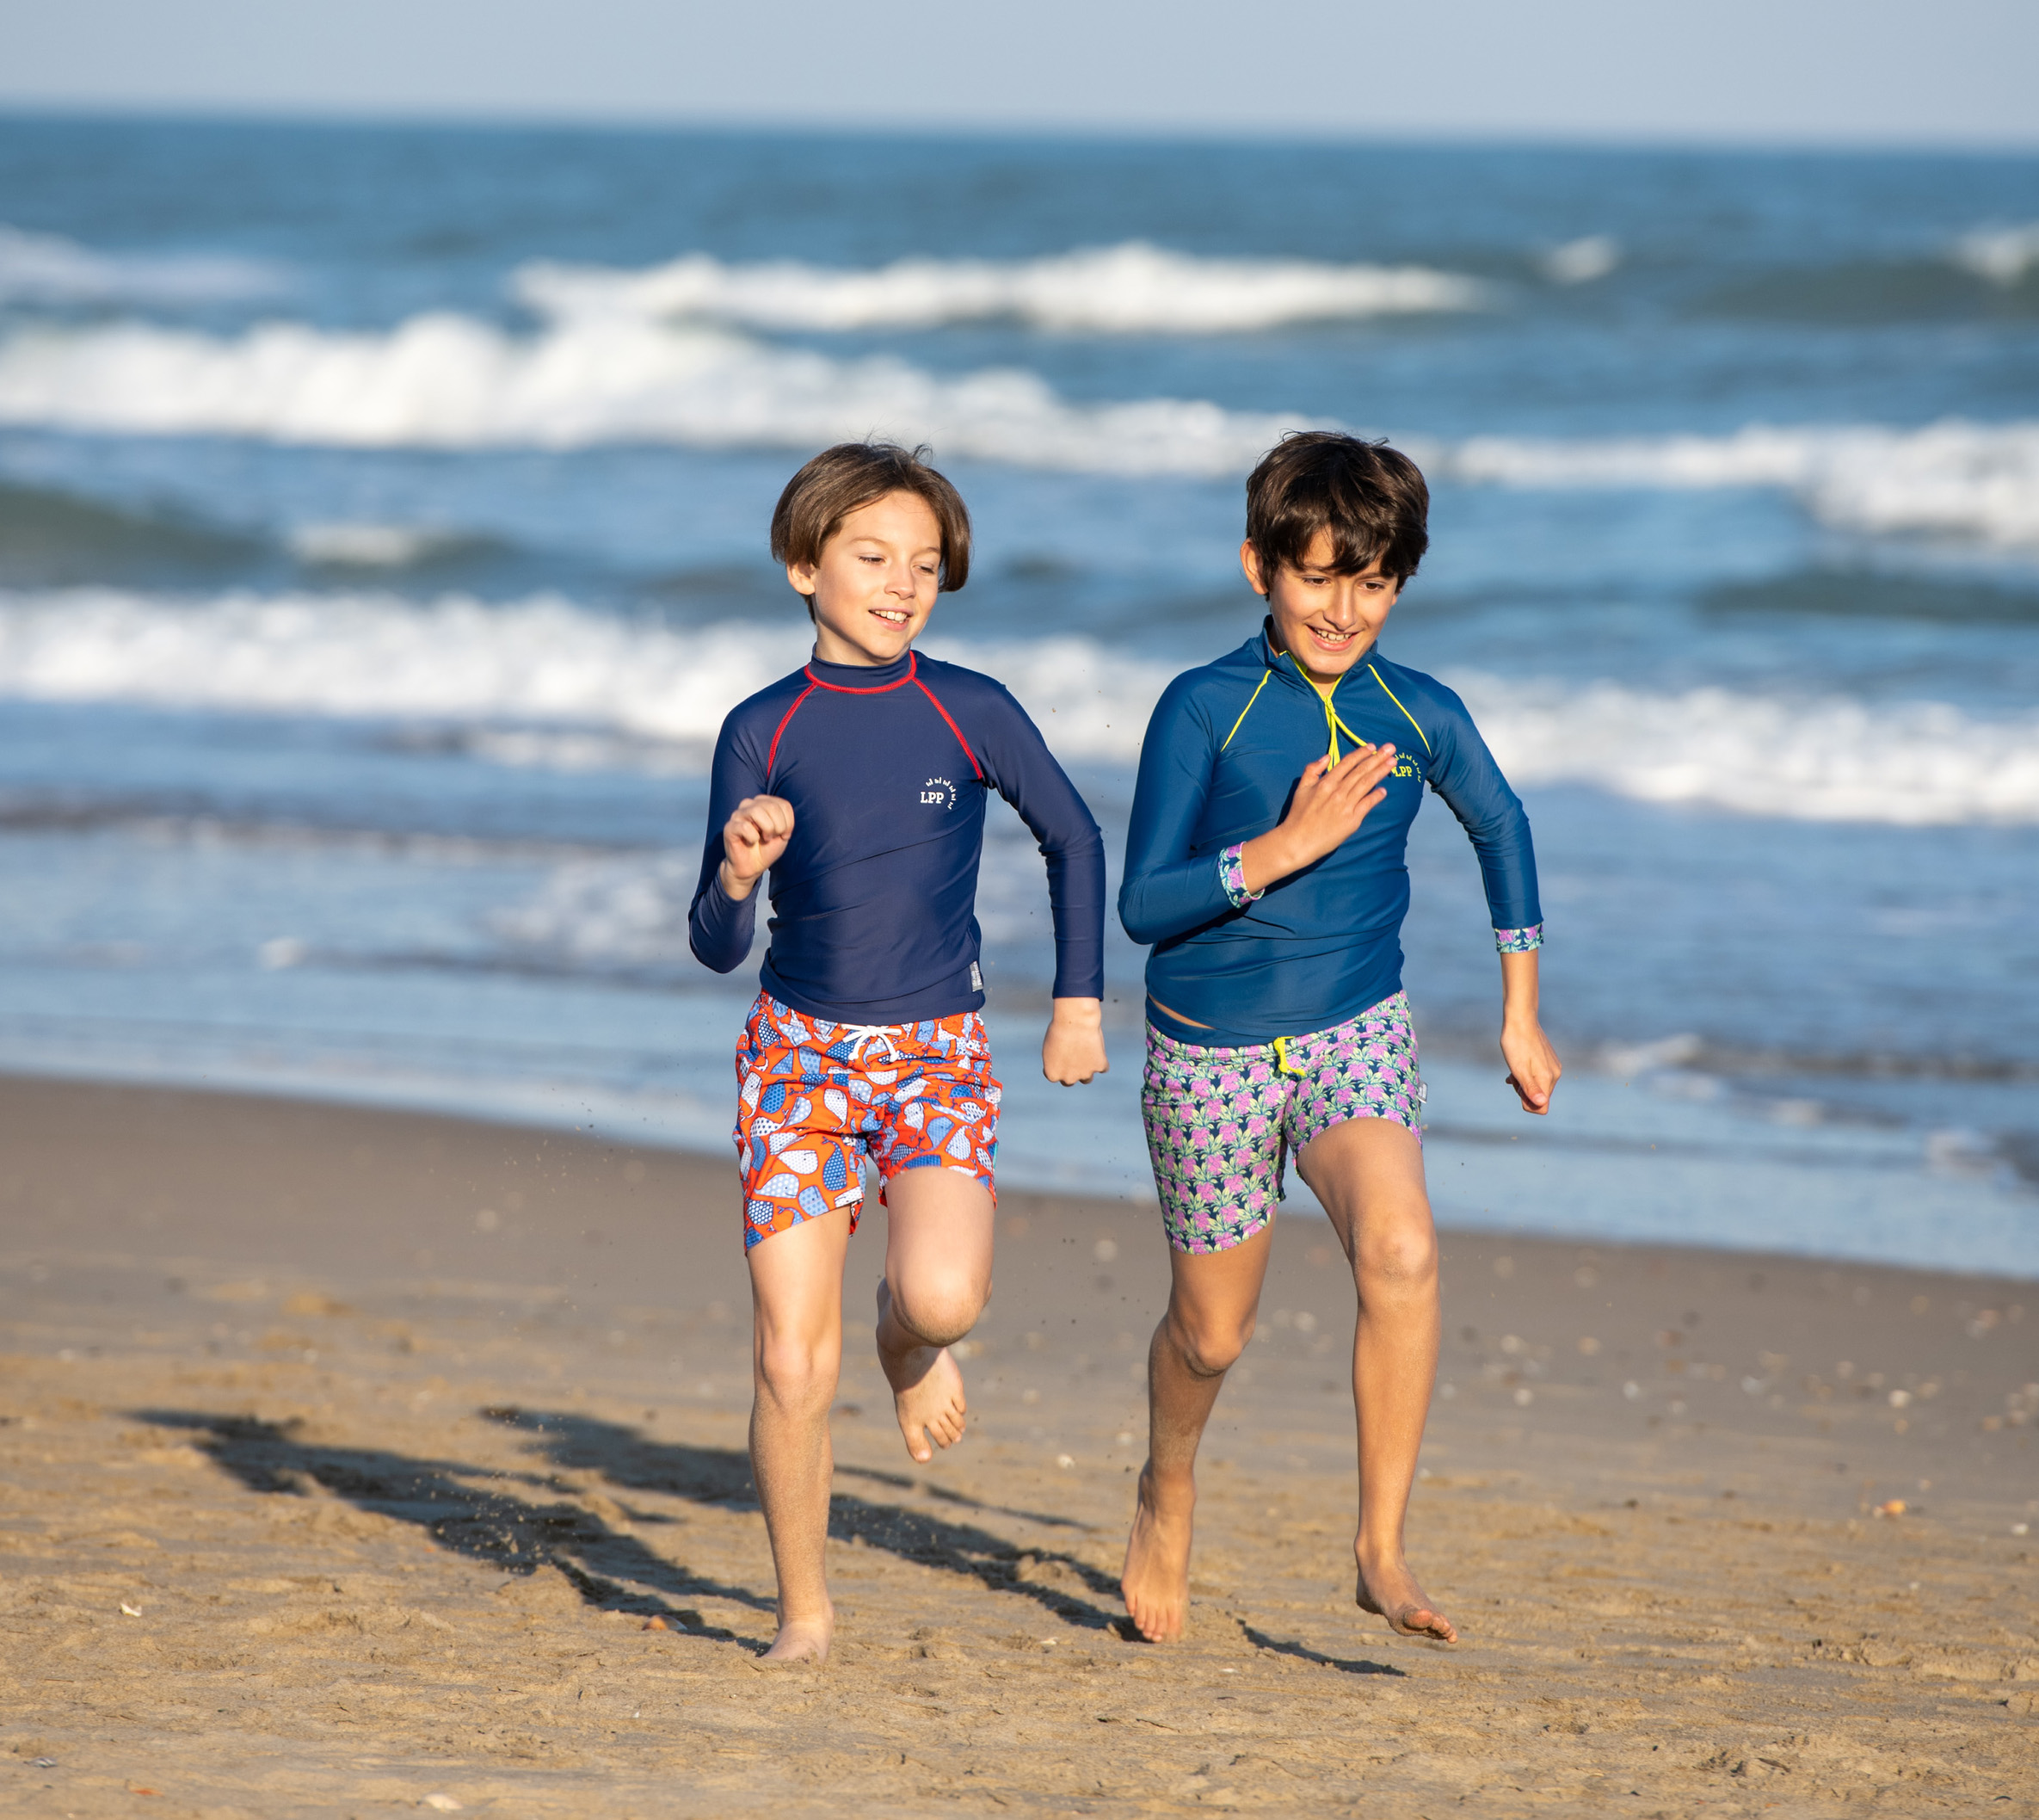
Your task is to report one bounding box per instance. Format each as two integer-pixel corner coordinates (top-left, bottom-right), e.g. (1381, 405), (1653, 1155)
(1119, 621), (1543, 1047)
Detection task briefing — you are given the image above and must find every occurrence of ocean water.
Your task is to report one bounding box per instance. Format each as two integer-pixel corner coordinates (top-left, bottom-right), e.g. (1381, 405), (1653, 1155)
(1, 118), (2035, 1274)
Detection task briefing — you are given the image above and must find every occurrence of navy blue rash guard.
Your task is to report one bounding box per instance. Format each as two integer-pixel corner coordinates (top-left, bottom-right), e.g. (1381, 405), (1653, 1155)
(1119, 621), (1542, 1047)
(688, 649), (1106, 1024)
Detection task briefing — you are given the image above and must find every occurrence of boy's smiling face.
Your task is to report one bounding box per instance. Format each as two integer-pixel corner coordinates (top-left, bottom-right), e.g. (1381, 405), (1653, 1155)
(1242, 530), (1401, 682)
(792, 490), (944, 666)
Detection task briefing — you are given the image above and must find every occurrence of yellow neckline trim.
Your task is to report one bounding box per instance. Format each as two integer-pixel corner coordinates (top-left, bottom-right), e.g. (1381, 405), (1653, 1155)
(1365, 663), (1431, 754)
(1223, 651), (1380, 763)
(1220, 670), (1271, 751)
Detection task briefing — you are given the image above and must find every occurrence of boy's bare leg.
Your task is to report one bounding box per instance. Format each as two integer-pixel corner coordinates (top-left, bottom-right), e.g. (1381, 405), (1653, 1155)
(1121, 1224), (1274, 1642)
(874, 1168), (995, 1464)
(748, 1207), (853, 1661)
(1296, 1116), (1457, 1643)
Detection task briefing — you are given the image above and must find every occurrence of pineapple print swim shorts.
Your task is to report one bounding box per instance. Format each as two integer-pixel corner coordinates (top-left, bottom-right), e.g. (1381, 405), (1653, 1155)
(1142, 991), (1425, 1254)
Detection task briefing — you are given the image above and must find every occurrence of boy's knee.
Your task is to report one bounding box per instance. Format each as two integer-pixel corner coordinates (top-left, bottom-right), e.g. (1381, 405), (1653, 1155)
(1354, 1219), (1438, 1293)
(887, 1271), (987, 1349)
(1167, 1307), (1253, 1378)
(756, 1332), (838, 1409)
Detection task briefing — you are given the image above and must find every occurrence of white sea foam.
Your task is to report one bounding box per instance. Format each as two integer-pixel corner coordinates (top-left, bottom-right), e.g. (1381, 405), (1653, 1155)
(4, 588), (2036, 826)
(1950, 223), (2039, 287)
(0, 312), (1303, 475)
(0, 588), (1167, 763)
(1539, 236), (1621, 285)
(513, 242), (1487, 336)
(288, 522), (469, 567)
(1441, 419), (2039, 550)
(1452, 671), (2039, 826)
(3, 309), (2030, 550)
(0, 223), (286, 307)
(0, 588), (810, 743)
(491, 851), (702, 962)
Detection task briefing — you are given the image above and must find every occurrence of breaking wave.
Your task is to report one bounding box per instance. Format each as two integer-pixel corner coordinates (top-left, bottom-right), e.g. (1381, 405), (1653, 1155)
(0, 588), (807, 745)
(0, 587), (1168, 763)
(1950, 223), (2039, 287)
(1441, 419), (2039, 551)
(511, 242), (1487, 335)
(3, 588), (2036, 825)
(1456, 672), (2039, 826)
(0, 312), (1304, 474)
(0, 222), (287, 308)
(2, 305), (2032, 551)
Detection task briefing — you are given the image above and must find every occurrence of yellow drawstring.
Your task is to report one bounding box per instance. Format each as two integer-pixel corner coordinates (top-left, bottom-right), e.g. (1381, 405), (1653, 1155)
(1303, 672), (1369, 764)
(1272, 1035), (1304, 1077)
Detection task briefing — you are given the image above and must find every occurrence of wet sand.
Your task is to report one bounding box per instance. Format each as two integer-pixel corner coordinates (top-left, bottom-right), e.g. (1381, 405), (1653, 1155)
(3, 1073), (2036, 1817)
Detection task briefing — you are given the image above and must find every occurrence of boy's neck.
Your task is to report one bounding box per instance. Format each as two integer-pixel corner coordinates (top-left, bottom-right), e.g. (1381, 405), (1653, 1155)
(809, 644), (915, 677)
(810, 624), (917, 669)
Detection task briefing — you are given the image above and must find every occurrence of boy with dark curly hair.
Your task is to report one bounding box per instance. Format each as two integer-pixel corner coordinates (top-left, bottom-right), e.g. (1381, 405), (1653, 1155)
(1117, 431), (1561, 1645)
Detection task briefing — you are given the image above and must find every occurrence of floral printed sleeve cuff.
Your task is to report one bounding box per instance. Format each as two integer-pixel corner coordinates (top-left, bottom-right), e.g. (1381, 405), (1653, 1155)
(1494, 923), (1543, 953)
(1219, 842), (1264, 910)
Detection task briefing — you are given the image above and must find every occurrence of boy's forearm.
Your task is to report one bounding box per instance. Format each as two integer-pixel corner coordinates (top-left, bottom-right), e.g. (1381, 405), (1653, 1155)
(1500, 949), (1540, 1023)
(1042, 834), (1107, 1003)
(688, 864), (760, 973)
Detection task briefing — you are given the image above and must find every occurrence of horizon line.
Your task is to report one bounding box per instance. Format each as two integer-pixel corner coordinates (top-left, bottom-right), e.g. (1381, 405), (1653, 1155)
(3, 99), (2037, 159)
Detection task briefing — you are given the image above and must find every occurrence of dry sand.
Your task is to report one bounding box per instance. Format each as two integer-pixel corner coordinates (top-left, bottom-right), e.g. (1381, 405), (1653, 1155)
(3, 1073), (2036, 1817)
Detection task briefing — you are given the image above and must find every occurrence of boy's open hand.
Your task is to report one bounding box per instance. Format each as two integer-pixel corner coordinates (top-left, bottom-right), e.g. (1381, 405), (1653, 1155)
(719, 793), (793, 901)
(1043, 996), (1107, 1087)
(1240, 742), (1400, 894)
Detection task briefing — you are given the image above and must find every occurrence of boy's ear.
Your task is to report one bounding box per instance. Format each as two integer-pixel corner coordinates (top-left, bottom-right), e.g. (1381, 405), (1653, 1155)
(1239, 540), (1269, 598)
(785, 561), (817, 599)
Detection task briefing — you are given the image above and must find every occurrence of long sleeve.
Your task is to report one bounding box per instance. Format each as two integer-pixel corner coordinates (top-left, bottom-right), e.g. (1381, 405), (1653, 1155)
(1117, 676), (1234, 947)
(1426, 685), (1543, 942)
(975, 684), (1106, 1000)
(687, 718), (766, 974)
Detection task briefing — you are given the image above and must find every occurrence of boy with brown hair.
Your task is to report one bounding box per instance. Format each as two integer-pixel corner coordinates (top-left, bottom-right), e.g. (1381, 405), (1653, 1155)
(689, 441), (1107, 1661)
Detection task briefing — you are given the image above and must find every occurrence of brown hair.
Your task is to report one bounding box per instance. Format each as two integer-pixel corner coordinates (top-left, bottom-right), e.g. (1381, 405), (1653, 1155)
(1245, 430), (1429, 584)
(769, 441), (972, 592)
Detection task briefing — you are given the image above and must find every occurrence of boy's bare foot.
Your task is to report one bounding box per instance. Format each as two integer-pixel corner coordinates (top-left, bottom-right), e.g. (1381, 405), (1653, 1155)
(1355, 1548), (1457, 1642)
(875, 1280), (967, 1465)
(761, 1606), (834, 1663)
(1120, 1464), (1196, 1642)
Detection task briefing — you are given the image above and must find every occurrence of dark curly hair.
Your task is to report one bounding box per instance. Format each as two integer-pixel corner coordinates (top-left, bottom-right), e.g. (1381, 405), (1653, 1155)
(1245, 431), (1429, 584)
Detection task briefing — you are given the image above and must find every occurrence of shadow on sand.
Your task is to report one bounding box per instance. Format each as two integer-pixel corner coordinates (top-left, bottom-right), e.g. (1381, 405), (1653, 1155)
(132, 1404), (1132, 1643)
(136, 1408), (771, 1640)
(489, 1407), (1129, 1633)
(1238, 1619), (1404, 1676)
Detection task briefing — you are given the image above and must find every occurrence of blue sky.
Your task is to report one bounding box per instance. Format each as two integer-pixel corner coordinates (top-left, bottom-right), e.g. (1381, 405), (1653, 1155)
(3, 0), (2036, 145)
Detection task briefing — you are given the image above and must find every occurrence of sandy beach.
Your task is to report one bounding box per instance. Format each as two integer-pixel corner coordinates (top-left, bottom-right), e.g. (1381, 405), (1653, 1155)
(3, 1072), (2036, 1817)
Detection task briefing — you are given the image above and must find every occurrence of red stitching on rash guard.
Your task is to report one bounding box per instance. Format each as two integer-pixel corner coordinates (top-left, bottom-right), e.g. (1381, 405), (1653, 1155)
(764, 683), (818, 781)
(766, 653), (983, 785)
(913, 676), (983, 780)
(802, 655), (919, 695)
